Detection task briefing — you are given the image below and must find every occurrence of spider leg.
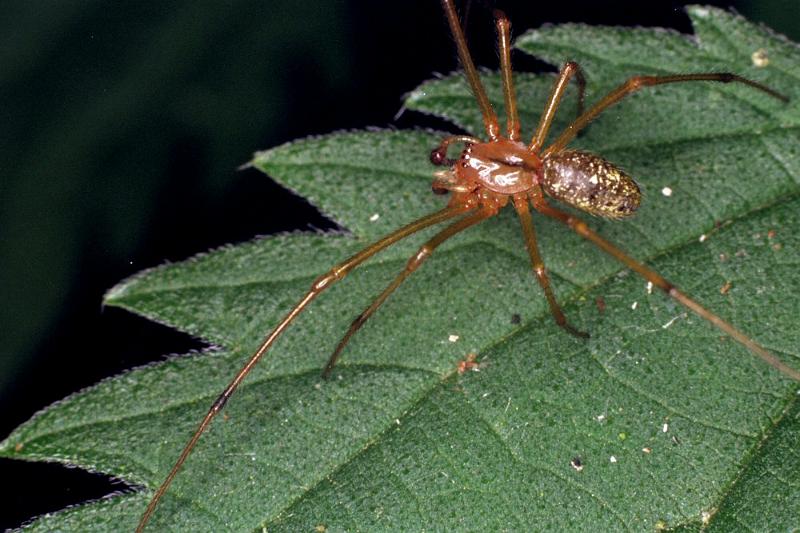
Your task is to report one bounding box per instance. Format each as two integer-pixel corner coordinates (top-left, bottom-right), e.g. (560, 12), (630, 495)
(530, 191), (800, 382)
(135, 205), (471, 532)
(323, 206), (496, 377)
(441, 0), (501, 139)
(513, 194), (589, 338)
(529, 61), (586, 153)
(495, 10), (520, 141)
(545, 72), (788, 156)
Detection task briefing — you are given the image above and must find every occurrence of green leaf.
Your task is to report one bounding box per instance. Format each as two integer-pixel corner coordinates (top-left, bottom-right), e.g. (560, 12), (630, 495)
(3, 5), (800, 531)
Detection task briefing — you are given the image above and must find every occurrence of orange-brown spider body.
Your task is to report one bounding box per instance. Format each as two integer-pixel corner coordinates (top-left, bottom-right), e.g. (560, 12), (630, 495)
(136, 1), (796, 530)
(438, 139), (642, 219)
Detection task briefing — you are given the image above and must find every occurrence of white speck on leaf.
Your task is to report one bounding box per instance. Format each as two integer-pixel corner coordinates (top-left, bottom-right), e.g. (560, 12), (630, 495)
(751, 48), (769, 67)
(661, 314), (684, 329)
(661, 186), (673, 197)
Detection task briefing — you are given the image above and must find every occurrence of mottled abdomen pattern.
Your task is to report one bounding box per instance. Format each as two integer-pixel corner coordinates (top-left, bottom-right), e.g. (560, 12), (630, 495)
(542, 150), (641, 219)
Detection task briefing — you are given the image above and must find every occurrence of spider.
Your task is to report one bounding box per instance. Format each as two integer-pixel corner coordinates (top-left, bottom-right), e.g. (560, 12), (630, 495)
(136, 1), (796, 529)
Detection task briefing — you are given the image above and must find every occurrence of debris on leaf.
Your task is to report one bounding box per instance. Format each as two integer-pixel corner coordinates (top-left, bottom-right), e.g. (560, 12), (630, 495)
(457, 353), (480, 374)
(751, 48), (769, 67)
(595, 297), (606, 313)
(720, 281), (732, 295)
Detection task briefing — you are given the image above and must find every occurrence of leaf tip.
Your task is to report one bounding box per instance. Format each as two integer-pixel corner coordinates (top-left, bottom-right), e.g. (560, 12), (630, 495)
(103, 279), (133, 307)
(250, 149), (270, 168)
(686, 5), (713, 19)
(404, 87), (427, 106)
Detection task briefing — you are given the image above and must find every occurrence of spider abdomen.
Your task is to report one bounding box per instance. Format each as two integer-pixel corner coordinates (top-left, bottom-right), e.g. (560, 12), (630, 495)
(542, 150), (640, 218)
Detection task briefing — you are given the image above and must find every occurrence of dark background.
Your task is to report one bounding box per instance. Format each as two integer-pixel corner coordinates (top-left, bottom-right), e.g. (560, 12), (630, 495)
(1, 0), (797, 529)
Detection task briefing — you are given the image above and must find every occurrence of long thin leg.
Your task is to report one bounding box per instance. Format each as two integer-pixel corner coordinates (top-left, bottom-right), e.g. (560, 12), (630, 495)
(323, 207), (497, 377)
(544, 72), (788, 156)
(513, 194), (588, 338)
(530, 192), (800, 381)
(529, 61), (586, 153)
(135, 205), (472, 532)
(441, 0), (501, 139)
(495, 10), (520, 141)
